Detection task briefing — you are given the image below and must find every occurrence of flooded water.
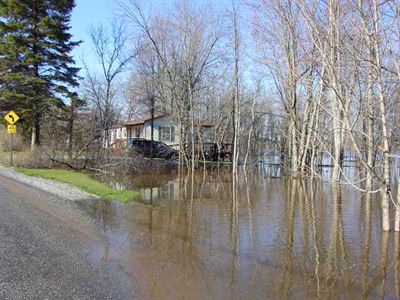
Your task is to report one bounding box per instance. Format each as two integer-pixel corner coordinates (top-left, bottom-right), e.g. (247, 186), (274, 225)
(77, 170), (400, 299)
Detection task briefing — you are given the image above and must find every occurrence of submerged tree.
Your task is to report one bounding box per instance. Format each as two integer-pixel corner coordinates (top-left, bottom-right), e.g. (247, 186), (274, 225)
(0, 0), (80, 148)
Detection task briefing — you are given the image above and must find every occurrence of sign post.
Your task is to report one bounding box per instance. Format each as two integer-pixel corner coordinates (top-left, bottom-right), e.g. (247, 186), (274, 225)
(4, 111), (19, 166)
(9, 130), (13, 166)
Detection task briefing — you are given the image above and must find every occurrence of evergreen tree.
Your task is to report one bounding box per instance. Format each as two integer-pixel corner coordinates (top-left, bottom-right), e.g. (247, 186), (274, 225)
(0, 0), (80, 147)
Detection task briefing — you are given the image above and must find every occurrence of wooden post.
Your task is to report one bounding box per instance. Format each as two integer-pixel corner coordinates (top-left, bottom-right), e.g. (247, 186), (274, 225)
(9, 132), (13, 166)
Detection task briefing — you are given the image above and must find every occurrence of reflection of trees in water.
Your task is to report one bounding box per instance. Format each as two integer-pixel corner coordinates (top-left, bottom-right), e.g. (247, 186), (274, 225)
(362, 193), (372, 298)
(140, 192), (214, 298)
(324, 184), (348, 298)
(360, 193), (392, 299)
(379, 233), (389, 298)
(275, 180), (348, 298)
(84, 201), (122, 264)
(107, 172), (399, 299)
(361, 231), (390, 298)
(133, 170), (243, 298)
(306, 180), (322, 298)
(108, 169), (240, 204)
(229, 174), (239, 297)
(272, 180), (396, 299)
(81, 199), (121, 230)
(244, 173), (259, 299)
(279, 179), (297, 298)
(395, 233), (400, 299)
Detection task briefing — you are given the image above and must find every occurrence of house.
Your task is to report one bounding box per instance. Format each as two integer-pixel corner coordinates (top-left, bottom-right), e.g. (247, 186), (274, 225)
(104, 123), (127, 148)
(105, 114), (213, 149)
(126, 114), (177, 146)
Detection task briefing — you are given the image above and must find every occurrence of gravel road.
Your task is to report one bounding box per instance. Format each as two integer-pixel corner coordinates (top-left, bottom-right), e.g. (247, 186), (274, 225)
(0, 166), (97, 201)
(0, 168), (132, 299)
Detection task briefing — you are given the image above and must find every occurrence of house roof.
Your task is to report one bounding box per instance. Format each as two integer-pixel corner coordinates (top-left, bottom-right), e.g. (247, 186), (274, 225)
(125, 114), (213, 127)
(125, 114), (165, 126)
(110, 123), (126, 129)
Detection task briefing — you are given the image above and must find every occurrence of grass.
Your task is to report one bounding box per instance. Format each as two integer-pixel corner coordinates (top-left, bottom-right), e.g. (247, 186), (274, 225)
(14, 167), (140, 203)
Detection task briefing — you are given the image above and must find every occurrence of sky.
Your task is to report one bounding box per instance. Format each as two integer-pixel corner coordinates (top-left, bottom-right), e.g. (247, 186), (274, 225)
(70, 0), (232, 71)
(70, 0), (122, 70)
(68, 0), (266, 112)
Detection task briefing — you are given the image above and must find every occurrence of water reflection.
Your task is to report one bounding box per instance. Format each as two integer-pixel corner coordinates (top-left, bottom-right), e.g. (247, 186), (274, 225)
(78, 171), (400, 299)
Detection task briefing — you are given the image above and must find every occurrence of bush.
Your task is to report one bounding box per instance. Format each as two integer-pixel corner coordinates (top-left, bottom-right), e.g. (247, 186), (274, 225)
(14, 147), (55, 168)
(0, 127), (26, 152)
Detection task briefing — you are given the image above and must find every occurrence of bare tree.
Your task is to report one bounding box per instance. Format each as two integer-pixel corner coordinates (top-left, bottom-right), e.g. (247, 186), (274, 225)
(129, 38), (166, 158)
(231, 0), (241, 174)
(120, 0), (222, 170)
(83, 21), (135, 147)
(251, 0), (310, 176)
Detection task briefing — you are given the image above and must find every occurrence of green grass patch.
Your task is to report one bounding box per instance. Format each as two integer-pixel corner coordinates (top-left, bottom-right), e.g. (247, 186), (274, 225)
(14, 167), (140, 203)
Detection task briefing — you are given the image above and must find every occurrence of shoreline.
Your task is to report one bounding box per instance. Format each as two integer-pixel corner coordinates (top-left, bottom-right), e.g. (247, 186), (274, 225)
(0, 165), (98, 201)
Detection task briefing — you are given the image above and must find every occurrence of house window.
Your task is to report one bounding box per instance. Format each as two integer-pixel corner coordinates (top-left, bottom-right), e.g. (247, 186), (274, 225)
(159, 126), (175, 142)
(135, 126), (141, 138)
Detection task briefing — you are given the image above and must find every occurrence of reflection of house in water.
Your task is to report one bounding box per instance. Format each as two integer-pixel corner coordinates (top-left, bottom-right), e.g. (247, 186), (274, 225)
(107, 181), (128, 190)
(142, 180), (180, 203)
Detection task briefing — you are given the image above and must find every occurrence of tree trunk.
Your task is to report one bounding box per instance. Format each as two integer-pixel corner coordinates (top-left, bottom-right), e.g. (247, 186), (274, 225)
(365, 63), (375, 192)
(31, 113), (40, 149)
(150, 98), (154, 160)
(372, 0), (391, 231)
(232, 0), (240, 175)
(67, 103), (75, 159)
(328, 0), (343, 182)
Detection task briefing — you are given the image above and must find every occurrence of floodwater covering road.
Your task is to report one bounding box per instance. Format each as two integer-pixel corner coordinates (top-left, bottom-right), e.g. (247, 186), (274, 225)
(2, 168), (400, 299)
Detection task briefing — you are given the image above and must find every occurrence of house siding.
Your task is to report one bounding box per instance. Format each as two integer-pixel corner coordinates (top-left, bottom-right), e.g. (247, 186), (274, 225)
(143, 119), (179, 146)
(127, 124), (144, 139)
(104, 116), (212, 149)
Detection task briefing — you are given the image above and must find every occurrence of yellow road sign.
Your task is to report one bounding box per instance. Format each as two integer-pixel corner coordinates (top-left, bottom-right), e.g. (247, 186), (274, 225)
(4, 111), (20, 125)
(7, 125), (16, 134)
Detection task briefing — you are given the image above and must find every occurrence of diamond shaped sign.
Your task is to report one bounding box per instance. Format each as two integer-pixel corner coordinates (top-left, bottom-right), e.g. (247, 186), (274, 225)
(4, 111), (19, 125)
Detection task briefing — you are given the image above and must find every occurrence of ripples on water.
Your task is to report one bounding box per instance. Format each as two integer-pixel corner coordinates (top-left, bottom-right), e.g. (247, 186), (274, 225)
(78, 169), (400, 299)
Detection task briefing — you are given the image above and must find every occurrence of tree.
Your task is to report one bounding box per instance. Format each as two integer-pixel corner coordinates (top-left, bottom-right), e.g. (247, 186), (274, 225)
(83, 22), (134, 148)
(251, 0), (307, 176)
(231, 0), (240, 175)
(121, 0), (222, 170)
(0, 0), (80, 148)
(129, 39), (165, 159)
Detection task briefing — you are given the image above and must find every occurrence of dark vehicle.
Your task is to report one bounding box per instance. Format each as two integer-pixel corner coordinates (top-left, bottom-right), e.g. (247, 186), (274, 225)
(127, 138), (178, 160)
(183, 142), (233, 162)
(205, 143), (233, 162)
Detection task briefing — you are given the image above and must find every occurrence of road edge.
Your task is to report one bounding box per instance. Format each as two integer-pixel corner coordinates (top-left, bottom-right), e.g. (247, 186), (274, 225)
(0, 165), (98, 201)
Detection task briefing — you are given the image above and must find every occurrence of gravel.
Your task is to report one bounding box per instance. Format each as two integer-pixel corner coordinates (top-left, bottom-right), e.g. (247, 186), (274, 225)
(0, 166), (98, 201)
(0, 175), (132, 299)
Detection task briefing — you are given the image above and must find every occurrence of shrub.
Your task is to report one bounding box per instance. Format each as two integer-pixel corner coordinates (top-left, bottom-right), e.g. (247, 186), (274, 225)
(0, 127), (26, 152)
(14, 147), (55, 168)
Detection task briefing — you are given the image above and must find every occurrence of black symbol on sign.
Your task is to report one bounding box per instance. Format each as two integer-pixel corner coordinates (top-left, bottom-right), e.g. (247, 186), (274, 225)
(8, 115), (14, 123)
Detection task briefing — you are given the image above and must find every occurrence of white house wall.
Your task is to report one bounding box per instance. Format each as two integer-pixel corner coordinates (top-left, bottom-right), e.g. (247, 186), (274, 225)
(143, 119), (180, 146)
(105, 126), (127, 148)
(104, 118), (212, 148)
